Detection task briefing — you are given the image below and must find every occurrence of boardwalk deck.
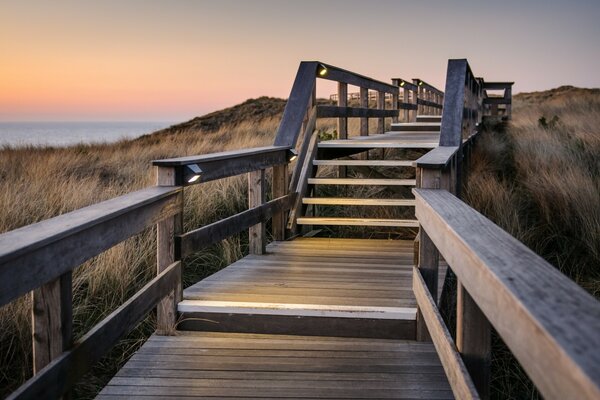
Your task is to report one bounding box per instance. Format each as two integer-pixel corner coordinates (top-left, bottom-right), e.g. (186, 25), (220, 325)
(98, 331), (454, 399)
(173, 238), (446, 339)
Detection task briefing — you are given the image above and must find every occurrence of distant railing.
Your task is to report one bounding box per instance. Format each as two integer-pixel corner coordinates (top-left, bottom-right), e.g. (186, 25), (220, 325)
(413, 59), (599, 400)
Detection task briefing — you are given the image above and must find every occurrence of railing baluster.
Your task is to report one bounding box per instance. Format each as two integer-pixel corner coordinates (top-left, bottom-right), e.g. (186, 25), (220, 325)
(155, 166), (183, 335)
(248, 169), (266, 254)
(32, 271), (72, 374)
(272, 164), (288, 241)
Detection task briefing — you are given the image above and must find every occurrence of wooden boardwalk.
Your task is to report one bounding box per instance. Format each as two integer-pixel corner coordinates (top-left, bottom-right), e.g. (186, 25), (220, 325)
(6, 60), (600, 400)
(98, 332), (453, 399)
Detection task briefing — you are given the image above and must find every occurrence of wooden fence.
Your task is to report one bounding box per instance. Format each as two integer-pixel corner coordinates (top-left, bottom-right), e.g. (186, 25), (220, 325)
(413, 58), (600, 400)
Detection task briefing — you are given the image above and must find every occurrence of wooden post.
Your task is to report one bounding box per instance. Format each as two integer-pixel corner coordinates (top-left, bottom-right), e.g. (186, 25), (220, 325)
(412, 89), (418, 121)
(415, 167), (441, 342)
(403, 87), (410, 122)
(360, 87), (368, 137)
(457, 283), (491, 399)
(248, 169), (266, 254)
(505, 86), (512, 118)
(392, 89), (399, 124)
(338, 83), (348, 177)
(156, 166), (183, 335)
(32, 272), (72, 374)
(377, 91), (385, 134)
(272, 164), (288, 241)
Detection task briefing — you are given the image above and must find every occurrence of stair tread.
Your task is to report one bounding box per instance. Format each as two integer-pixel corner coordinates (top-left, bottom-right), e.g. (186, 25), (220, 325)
(320, 138), (437, 149)
(302, 198), (416, 206)
(297, 217), (419, 227)
(308, 178), (416, 186)
(313, 160), (415, 167)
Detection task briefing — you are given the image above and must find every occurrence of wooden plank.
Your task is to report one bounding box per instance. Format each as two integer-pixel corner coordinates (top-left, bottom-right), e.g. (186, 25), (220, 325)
(414, 188), (600, 400)
(457, 282), (491, 399)
(317, 106), (398, 119)
(439, 59), (468, 146)
(318, 140), (437, 149)
(32, 272), (72, 374)
(156, 166), (182, 334)
(313, 159), (414, 167)
(337, 82), (348, 140)
(360, 87), (369, 138)
(308, 178), (416, 186)
(287, 130), (319, 231)
(288, 106), (317, 192)
(272, 164), (288, 240)
(483, 97), (511, 105)
(416, 146), (458, 169)
(7, 262), (181, 400)
(248, 169), (266, 255)
(302, 198), (415, 206)
(317, 63), (398, 93)
(153, 145), (288, 167)
(0, 186), (181, 307)
(482, 82), (514, 90)
(179, 194), (296, 258)
(297, 217), (419, 228)
(274, 62), (318, 147)
(413, 268), (480, 400)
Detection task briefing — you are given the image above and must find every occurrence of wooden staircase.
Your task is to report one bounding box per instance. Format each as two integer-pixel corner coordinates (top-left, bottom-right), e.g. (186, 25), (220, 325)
(296, 115), (441, 233)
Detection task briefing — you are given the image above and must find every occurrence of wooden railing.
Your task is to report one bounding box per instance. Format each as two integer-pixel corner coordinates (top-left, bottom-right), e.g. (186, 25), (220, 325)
(413, 59), (600, 400)
(1, 142), (298, 398)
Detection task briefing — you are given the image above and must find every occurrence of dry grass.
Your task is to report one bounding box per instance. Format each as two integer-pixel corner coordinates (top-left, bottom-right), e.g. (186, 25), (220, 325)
(464, 86), (600, 399)
(0, 99), (283, 398)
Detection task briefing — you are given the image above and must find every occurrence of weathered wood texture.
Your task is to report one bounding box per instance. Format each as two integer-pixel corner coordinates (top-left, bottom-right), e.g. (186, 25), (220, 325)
(0, 186), (182, 307)
(179, 238), (447, 340)
(8, 262), (181, 400)
(153, 146), (289, 185)
(32, 272), (72, 374)
(179, 194), (296, 258)
(317, 106), (398, 119)
(156, 167), (183, 334)
(439, 60), (467, 147)
(271, 164), (288, 240)
(248, 169), (266, 255)
(416, 146), (459, 169)
(287, 131), (319, 231)
(337, 82), (348, 140)
(414, 189), (600, 400)
(99, 331), (454, 399)
(413, 268), (479, 400)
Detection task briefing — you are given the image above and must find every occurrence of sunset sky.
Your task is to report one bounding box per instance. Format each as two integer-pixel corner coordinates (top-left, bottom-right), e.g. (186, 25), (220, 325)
(1, 0), (598, 122)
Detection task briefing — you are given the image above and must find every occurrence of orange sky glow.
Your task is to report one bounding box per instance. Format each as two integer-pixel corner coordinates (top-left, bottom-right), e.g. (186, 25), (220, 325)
(1, 0), (599, 122)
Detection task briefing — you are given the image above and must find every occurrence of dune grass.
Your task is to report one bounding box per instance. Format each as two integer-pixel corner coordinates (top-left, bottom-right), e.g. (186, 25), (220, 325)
(463, 86), (600, 399)
(0, 89), (597, 399)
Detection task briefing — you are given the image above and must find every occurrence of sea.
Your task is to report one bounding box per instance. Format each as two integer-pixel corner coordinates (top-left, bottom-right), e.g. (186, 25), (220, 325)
(0, 121), (176, 148)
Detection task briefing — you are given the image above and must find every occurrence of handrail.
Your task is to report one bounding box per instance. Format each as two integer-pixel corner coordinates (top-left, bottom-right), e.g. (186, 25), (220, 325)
(415, 146), (459, 169)
(0, 186), (182, 306)
(152, 145), (291, 185)
(414, 189), (600, 400)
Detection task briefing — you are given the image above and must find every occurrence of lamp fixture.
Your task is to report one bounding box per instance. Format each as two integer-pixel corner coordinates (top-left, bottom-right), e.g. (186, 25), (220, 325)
(184, 164), (202, 184)
(418, 80), (424, 86)
(287, 149), (298, 162)
(317, 63), (328, 77)
(399, 80), (405, 87)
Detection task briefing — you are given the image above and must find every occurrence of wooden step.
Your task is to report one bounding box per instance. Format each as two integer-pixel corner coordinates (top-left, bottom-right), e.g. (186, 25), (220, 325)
(417, 115), (442, 123)
(390, 122), (441, 132)
(319, 139), (437, 149)
(297, 217), (420, 228)
(308, 178), (416, 186)
(313, 160), (415, 167)
(303, 198), (416, 206)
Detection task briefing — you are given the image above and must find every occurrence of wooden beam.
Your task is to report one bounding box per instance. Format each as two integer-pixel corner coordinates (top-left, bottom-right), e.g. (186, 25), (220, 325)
(287, 132), (319, 232)
(156, 167), (183, 335)
(8, 261), (181, 400)
(179, 194), (296, 258)
(248, 169), (266, 255)
(316, 106), (398, 119)
(413, 268), (480, 400)
(377, 91), (385, 134)
(414, 189), (600, 400)
(318, 63), (398, 93)
(32, 272), (72, 374)
(337, 82), (348, 140)
(416, 146), (459, 169)
(457, 282), (491, 399)
(439, 59), (468, 147)
(0, 186), (182, 307)
(271, 164), (288, 241)
(153, 146), (289, 185)
(274, 61), (318, 147)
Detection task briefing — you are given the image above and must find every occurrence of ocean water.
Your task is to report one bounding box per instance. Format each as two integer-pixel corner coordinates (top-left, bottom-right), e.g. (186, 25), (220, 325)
(0, 121), (176, 148)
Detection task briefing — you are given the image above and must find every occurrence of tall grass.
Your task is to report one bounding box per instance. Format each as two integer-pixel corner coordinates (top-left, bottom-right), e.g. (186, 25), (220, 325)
(464, 86), (600, 398)
(0, 110), (280, 398)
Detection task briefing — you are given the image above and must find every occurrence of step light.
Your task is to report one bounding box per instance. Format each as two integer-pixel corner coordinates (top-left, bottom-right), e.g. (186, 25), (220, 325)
(287, 149), (298, 162)
(317, 64), (328, 77)
(184, 164), (202, 184)
(399, 80), (405, 87)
